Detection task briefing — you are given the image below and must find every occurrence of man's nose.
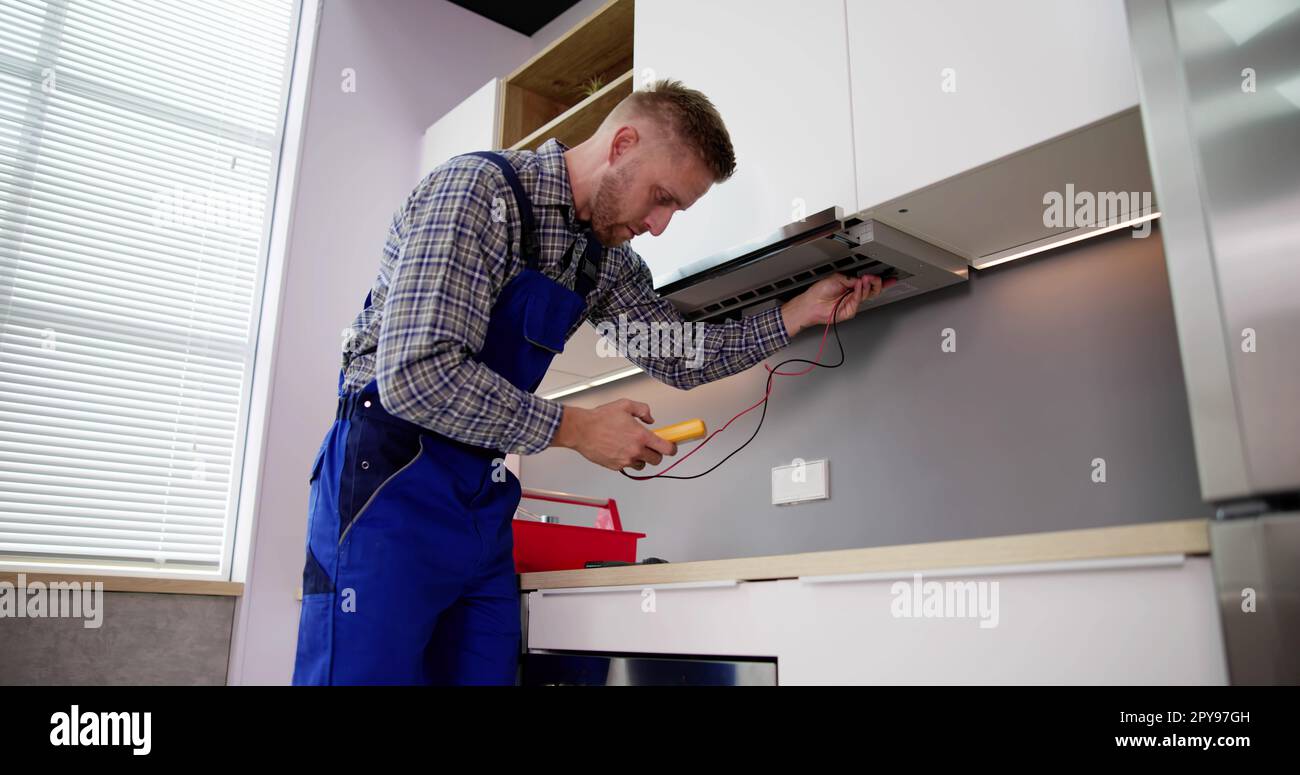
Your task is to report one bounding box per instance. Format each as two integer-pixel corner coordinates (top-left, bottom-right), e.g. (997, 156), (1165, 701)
(646, 207), (673, 237)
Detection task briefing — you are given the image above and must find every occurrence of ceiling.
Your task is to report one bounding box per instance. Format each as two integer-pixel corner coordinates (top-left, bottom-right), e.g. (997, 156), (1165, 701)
(447, 0), (583, 36)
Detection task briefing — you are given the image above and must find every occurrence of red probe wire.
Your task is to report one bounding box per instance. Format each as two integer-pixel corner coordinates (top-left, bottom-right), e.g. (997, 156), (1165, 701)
(622, 291), (852, 481)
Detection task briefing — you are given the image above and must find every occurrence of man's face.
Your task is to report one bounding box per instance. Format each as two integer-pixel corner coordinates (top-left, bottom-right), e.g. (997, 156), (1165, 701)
(588, 136), (715, 247)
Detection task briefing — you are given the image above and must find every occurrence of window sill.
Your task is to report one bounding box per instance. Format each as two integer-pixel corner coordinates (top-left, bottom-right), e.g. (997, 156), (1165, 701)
(0, 571), (242, 597)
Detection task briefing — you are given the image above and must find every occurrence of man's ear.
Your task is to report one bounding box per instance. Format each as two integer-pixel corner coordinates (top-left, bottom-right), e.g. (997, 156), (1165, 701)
(608, 125), (639, 165)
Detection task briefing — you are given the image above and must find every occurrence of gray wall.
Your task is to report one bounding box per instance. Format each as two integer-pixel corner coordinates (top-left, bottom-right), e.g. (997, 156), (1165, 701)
(522, 223), (1216, 561)
(0, 593), (234, 685)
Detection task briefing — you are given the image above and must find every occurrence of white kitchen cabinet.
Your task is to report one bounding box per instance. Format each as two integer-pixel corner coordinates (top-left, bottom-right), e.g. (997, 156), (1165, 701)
(417, 78), (501, 179)
(526, 556), (1228, 684)
(631, 0), (859, 288)
(847, 0), (1140, 209)
(772, 556), (1225, 684)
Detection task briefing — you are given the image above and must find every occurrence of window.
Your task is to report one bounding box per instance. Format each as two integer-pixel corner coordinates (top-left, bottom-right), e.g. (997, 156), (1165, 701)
(0, 0), (301, 576)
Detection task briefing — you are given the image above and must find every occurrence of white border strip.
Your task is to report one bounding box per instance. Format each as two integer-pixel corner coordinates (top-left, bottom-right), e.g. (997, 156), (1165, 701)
(797, 553), (1186, 585)
(535, 579), (739, 597)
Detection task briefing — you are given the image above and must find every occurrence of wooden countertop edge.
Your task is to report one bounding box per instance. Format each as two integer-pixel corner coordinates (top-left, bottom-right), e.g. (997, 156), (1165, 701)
(0, 571), (243, 596)
(519, 518), (1210, 590)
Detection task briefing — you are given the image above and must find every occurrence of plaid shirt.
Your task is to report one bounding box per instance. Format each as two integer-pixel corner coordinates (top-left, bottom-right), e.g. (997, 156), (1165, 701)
(340, 138), (791, 455)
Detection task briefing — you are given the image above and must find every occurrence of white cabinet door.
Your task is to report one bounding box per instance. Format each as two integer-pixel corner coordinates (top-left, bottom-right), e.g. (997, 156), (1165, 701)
(771, 557), (1226, 684)
(418, 78), (500, 180)
(631, 0), (858, 288)
(526, 580), (782, 657)
(848, 0), (1139, 209)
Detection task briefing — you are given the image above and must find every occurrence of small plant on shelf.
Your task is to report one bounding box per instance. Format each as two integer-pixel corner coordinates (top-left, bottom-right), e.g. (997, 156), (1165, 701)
(576, 75), (605, 99)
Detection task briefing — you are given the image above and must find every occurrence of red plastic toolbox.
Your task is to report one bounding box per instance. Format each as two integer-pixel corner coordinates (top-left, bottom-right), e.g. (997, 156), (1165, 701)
(512, 488), (645, 573)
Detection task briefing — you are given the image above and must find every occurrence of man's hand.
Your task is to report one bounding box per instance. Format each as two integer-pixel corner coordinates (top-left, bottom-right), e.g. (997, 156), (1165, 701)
(550, 399), (678, 472)
(780, 273), (895, 338)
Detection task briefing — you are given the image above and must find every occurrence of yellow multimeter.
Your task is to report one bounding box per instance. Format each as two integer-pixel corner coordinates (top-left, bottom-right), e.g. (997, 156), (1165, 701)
(652, 418), (707, 444)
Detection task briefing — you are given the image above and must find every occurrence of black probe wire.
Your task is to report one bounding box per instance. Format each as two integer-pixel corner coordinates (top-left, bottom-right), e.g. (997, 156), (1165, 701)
(621, 291), (851, 481)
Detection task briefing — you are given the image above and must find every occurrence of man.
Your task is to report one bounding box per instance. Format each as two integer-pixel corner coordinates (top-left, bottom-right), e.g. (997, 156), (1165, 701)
(293, 80), (891, 685)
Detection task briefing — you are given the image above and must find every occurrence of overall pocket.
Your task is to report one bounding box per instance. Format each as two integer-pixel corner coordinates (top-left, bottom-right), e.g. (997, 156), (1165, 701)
(522, 286), (578, 354)
(308, 430), (330, 484)
(517, 290), (583, 393)
(338, 421), (425, 545)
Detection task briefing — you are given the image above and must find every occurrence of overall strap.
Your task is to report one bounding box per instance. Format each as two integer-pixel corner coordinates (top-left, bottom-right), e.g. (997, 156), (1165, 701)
(461, 151), (541, 270)
(338, 288), (376, 396)
(559, 230), (605, 301)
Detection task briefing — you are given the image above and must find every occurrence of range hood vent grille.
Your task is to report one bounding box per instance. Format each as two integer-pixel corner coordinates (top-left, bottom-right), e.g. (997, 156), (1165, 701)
(696, 251), (917, 320)
(659, 208), (966, 324)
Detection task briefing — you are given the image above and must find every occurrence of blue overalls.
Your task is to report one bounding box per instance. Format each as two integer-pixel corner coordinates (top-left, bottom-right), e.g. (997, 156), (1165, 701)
(292, 152), (603, 685)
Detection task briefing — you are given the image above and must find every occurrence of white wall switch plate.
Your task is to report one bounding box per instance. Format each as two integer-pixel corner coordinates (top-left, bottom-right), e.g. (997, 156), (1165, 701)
(771, 458), (829, 505)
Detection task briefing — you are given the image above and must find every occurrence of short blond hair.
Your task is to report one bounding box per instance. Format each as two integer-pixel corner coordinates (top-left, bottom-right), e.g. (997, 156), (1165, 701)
(608, 79), (736, 182)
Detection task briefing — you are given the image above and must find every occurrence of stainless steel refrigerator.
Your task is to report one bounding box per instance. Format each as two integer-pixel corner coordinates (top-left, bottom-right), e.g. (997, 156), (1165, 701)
(1125, 0), (1299, 684)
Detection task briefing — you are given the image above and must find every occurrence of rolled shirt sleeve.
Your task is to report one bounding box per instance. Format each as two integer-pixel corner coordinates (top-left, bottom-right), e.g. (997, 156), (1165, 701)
(587, 248), (791, 389)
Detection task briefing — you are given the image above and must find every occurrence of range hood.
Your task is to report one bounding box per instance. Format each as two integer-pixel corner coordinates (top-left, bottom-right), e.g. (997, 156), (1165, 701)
(656, 207), (969, 324)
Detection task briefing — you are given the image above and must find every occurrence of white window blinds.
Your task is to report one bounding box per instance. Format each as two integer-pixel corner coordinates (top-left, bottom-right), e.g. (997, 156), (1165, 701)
(0, 0), (299, 574)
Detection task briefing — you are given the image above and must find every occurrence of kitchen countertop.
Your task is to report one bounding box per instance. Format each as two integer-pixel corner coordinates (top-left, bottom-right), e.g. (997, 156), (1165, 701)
(518, 518), (1210, 590)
